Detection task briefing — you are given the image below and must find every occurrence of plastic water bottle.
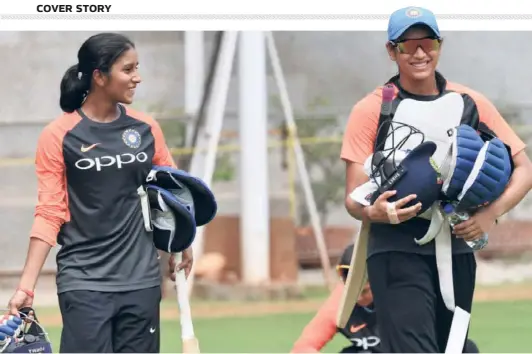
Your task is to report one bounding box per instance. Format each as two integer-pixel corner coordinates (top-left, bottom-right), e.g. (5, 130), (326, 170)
(442, 203), (488, 251)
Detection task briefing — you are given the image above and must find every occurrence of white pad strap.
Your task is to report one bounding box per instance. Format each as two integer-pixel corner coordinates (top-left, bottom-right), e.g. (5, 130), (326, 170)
(416, 203), (470, 353)
(137, 185), (153, 232)
(440, 132), (458, 195)
(415, 203), (444, 245)
(0, 339), (11, 353)
(457, 141), (490, 202)
(445, 307), (471, 353)
(386, 202), (400, 224)
(435, 219), (455, 312)
(414, 203), (455, 311)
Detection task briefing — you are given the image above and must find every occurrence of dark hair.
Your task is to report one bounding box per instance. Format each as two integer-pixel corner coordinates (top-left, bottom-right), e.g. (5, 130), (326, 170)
(59, 32), (135, 113)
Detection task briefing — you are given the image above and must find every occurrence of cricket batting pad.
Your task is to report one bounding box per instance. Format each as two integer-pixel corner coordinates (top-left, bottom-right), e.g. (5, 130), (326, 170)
(336, 221), (370, 328)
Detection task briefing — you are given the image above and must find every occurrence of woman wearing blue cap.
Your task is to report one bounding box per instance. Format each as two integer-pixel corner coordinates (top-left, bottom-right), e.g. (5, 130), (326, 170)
(341, 6), (532, 353)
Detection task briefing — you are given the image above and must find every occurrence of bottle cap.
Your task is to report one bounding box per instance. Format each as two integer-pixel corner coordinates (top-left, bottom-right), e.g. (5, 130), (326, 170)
(443, 203), (454, 214)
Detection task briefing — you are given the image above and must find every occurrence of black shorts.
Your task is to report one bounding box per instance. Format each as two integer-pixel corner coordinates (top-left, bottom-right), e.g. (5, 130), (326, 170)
(58, 286), (161, 353)
(367, 252), (476, 353)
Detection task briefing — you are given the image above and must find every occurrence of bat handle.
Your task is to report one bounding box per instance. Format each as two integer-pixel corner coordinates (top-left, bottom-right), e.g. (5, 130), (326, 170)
(174, 253), (198, 349)
(182, 337), (201, 354)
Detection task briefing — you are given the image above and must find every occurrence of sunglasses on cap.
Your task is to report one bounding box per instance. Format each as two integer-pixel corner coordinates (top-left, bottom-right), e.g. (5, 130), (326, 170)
(390, 37), (442, 55)
(336, 264), (349, 281)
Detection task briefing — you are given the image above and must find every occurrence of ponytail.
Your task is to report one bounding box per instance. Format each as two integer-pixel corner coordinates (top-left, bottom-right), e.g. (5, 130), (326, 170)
(59, 64), (89, 113)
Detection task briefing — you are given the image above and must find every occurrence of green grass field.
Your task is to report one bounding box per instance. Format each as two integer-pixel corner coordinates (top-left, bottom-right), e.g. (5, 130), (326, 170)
(37, 299), (532, 353)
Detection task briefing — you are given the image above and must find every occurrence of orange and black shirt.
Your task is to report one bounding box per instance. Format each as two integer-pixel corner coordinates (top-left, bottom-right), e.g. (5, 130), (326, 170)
(340, 72), (526, 257)
(31, 104), (175, 293)
(291, 284), (381, 353)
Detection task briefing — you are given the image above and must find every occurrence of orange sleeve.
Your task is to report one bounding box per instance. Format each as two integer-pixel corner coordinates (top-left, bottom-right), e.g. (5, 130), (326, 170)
(291, 283), (344, 353)
(125, 107), (177, 168)
(340, 93), (381, 165)
(457, 86), (527, 157)
(477, 98), (526, 157)
(150, 118), (177, 168)
(29, 122), (71, 247)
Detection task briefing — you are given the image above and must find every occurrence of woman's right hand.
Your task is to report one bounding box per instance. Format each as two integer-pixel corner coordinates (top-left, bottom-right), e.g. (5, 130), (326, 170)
(7, 289), (33, 316)
(365, 190), (422, 224)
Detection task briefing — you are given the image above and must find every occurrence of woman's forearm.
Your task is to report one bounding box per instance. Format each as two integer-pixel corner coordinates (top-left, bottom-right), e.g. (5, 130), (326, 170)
(18, 238), (52, 291)
(345, 197), (371, 222)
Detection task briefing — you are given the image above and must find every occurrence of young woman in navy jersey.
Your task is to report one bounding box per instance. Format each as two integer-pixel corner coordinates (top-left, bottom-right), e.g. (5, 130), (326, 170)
(7, 32), (193, 353)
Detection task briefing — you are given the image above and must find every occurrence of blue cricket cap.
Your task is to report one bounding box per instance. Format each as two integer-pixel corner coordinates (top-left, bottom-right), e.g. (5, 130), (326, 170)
(387, 6), (441, 41)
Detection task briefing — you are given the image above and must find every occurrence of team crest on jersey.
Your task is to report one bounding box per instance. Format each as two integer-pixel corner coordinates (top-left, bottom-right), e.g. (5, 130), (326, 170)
(405, 7), (422, 18)
(122, 129), (141, 149)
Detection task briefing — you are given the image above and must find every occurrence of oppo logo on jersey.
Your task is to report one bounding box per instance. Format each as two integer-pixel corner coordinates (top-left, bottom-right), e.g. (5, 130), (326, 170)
(350, 336), (381, 350)
(75, 152), (149, 171)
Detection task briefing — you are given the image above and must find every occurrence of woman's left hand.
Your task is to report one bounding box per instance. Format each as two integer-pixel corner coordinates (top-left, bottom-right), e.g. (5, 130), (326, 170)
(453, 208), (498, 242)
(168, 247), (194, 280)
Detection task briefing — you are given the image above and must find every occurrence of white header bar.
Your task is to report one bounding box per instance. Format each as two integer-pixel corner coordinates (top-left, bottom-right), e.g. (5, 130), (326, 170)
(0, 0), (531, 15)
(0, 0), (531, 30)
